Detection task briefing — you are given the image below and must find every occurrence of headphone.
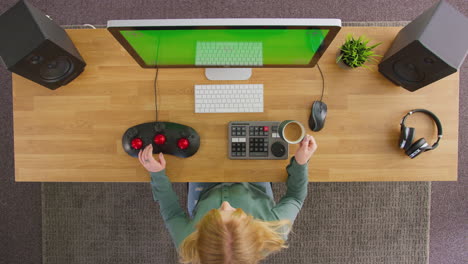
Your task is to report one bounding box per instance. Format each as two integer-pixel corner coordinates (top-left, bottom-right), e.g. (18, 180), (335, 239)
(399, 109), (443, 159)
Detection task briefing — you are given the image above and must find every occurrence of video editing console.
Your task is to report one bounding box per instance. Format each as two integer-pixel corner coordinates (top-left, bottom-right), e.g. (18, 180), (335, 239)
(228, 121), (288, 160)
(122, 122), (200, 158)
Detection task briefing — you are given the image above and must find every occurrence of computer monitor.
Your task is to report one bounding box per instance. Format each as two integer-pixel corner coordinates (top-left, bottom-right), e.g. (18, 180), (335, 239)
(107, 19), (341, 80)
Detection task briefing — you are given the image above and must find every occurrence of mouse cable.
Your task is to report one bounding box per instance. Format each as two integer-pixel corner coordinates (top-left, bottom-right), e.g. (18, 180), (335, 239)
(153, 66), (159, 121)
(317, 63), (325, 102)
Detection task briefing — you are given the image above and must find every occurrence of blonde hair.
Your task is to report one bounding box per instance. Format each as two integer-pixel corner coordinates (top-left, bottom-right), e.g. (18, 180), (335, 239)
(179, 208), (291, 264)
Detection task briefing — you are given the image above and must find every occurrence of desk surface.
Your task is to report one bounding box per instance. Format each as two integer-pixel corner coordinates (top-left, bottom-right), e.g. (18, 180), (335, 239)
(13, 27), (459, 182)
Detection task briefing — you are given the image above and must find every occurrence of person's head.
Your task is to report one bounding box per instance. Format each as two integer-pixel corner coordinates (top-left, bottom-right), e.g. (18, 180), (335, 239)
(179, 201), (291, 264)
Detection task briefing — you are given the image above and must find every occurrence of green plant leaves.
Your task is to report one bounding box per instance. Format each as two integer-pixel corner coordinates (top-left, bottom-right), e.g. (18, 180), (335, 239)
(337, 34), (382, 68)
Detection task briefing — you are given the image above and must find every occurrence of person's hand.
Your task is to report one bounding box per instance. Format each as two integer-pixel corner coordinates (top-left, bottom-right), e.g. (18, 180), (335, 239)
(138, 144), (166, 173)
(294, 135), (318, 165)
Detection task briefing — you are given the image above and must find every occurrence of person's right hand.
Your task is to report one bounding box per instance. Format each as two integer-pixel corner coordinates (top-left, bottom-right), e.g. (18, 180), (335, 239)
(138, 144), (166, 173)
(294, 135), (318, 165)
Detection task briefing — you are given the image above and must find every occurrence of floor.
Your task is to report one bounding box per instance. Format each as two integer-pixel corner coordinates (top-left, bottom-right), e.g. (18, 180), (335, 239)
(0, 1), (467, 264)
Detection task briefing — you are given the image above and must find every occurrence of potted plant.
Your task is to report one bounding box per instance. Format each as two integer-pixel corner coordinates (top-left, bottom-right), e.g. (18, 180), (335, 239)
(336, 35), (382, 69)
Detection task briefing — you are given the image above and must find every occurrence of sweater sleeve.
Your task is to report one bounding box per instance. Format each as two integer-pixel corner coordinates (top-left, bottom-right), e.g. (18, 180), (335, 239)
(150, 170), (189, 248)
(271, 157), (309, 224)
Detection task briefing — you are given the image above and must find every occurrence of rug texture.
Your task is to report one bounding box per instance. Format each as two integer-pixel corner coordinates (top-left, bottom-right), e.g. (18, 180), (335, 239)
(42, 181), (430, 264)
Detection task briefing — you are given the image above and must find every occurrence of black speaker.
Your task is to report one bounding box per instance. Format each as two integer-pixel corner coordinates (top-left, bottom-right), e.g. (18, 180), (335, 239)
(378, 0), (468, 92)
(0, 0), (86, 90)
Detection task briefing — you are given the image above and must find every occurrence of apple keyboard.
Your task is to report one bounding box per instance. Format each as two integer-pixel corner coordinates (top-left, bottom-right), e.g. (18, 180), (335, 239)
(194, 84), (264, 113)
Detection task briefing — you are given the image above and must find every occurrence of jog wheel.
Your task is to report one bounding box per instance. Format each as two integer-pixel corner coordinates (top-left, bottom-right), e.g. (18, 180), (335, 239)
(271, 142), (286, 157)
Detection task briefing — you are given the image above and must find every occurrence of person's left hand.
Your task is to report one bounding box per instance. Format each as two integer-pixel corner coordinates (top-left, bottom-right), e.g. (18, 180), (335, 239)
(138, 144), (166, 173)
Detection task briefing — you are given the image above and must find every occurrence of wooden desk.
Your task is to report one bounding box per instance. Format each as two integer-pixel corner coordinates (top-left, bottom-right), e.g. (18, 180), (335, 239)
(12, 27), (459, 182)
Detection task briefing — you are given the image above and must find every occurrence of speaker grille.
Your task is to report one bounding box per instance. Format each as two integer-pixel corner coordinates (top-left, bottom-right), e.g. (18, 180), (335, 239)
(39, 56), (73, 81)
(378, 41), (457, 92)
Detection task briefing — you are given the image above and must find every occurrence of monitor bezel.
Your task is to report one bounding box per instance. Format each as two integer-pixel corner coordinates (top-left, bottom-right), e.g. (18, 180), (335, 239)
(107, 19), (341, 68)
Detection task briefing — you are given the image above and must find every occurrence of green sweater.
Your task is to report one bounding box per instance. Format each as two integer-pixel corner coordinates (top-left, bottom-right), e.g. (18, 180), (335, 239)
(150, 157), (308, 248)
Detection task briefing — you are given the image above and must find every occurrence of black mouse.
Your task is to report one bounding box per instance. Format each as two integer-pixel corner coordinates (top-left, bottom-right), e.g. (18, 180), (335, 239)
(308, 101), (327, 132)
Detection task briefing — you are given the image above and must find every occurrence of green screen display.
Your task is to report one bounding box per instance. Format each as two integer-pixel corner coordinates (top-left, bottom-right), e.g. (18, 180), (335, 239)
(120, 28), (329, 66)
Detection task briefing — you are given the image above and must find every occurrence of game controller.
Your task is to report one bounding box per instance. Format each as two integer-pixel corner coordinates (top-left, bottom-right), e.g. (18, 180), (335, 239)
(122, 122), (200, 158)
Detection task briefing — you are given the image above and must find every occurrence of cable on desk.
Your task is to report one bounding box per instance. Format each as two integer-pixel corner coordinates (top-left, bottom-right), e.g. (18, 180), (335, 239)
(153, 35), (161, 122)
(154, 66), (159, 121)
(317, 63), (325, 102)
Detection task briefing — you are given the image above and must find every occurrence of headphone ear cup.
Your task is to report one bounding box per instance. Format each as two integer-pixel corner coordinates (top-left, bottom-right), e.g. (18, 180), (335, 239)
(406, 128), (415, 150)
(399, 127), (415, 150)
(405, 138), (428, 159)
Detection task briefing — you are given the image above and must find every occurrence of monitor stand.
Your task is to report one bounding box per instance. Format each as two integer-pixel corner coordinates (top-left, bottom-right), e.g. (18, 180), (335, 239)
(205, 68), (252, 80)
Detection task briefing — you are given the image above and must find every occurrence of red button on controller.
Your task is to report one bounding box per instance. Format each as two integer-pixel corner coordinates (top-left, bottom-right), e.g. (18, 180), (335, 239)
(263, 126), (269, 132)
(177, 138), (190, 150)
(154, 134), (166, 145)
(131, 138), (143, 150)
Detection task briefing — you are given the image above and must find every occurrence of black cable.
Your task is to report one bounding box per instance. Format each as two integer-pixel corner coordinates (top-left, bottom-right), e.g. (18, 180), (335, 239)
(317, 63), (325, 102)
(153, 34), (161, 122)
(153, 66), (159, 121)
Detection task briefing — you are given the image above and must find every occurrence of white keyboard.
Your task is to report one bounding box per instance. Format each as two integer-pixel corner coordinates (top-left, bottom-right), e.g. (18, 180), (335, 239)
(194, 84), (264, 113)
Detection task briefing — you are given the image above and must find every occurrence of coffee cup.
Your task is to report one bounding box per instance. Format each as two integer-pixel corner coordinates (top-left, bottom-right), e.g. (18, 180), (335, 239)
(278, 120), (306, 144)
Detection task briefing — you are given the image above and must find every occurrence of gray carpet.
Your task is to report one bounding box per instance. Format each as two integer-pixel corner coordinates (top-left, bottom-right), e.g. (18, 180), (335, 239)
(43, 182), (430, 264)
(42, 183), (181, 264)
(1, 1), (467, 264)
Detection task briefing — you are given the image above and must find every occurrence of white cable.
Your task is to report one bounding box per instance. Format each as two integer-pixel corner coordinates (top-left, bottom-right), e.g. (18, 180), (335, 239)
(82, 24), (96, 29)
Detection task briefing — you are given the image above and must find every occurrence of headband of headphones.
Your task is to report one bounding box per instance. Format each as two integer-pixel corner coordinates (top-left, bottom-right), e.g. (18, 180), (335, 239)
(400, 109), (443, 150)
